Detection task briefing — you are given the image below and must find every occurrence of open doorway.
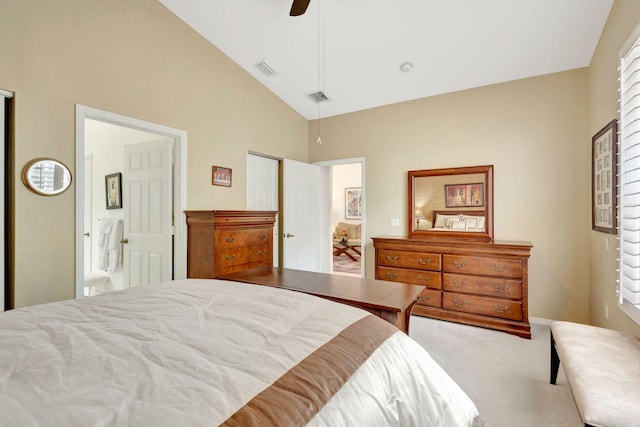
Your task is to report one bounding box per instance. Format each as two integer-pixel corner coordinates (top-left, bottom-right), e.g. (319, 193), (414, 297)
(329, 162), (363, 277)
(74, 106), (188, 299)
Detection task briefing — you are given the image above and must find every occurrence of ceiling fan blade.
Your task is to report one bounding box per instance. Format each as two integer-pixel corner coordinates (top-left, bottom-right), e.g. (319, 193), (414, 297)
(289, 0), (311, 16)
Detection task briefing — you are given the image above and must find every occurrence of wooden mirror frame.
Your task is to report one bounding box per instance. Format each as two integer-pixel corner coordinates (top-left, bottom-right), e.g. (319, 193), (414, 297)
(408, 165), (493, 242)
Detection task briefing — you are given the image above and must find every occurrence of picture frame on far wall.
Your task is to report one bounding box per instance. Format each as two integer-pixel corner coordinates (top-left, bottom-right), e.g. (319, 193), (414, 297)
(212, 165), (232, 187)
(444, 182), (484, 208)
(592, 119), (617, 234)
(105, 172), (122, 210)
(345, 187), (362, 219)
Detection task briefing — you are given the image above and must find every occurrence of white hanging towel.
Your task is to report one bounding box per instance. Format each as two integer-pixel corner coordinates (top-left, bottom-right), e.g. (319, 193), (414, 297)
(97, 219), (113, 271)
(108, 219), (124, 273)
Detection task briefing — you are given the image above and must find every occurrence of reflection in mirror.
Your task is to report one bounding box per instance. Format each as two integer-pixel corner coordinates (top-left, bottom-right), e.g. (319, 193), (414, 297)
(409, 165), (493, 241)
(22, 158), (72, 196)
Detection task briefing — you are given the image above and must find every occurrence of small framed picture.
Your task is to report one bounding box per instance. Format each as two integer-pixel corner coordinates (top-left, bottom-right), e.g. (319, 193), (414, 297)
(345, 187), (362, 219)
(444, 182), (484, 207)
(592, 119), (617, 234)
(212, 165), (232, 187)
(105, 172), (122, 210)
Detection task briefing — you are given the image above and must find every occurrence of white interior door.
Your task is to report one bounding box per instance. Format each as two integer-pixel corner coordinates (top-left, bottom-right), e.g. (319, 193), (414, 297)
(123, 139), (173, 287)
(247, 154), (279, 267)
(282, 159), (323, 272)
(83, 155), (93, 276)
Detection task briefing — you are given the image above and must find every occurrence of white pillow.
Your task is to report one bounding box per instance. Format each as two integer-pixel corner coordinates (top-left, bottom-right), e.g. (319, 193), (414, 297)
(450, 220), (467, 230)
(462, 215), (485, 230)
(435, 214), (461, 228)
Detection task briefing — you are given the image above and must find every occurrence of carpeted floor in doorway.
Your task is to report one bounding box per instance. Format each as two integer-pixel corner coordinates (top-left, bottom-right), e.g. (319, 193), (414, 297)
(332, 254), (361, 275)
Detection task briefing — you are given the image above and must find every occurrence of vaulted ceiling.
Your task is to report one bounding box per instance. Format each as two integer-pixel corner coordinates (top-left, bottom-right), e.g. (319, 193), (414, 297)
(159, 0), (613, 119)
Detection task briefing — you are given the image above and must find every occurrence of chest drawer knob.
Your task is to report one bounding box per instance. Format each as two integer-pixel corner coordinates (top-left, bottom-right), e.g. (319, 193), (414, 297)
(386, 255), (399, 262)
(452, 260), (468, 269)
(258, 234), (267, 240)
(492, 264), (510, 272)
(385, 271), (399, 279)
(418, 258), (431, 265)
(257, 249), (267, 256)
(420, 295), (432, 301)
(493, 284), (510, 293)
(225, 236), (236, 243)
(494, 305), (510, 313)
(224, 254), (236, 262)
(452, 298), (467, 307)
(417, 275), (431, 283)
(453, 279), (468, 288)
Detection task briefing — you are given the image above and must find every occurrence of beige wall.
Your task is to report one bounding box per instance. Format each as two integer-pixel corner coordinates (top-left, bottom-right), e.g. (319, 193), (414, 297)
(309, 70), (592, 324)
(0, 0), (308, 308)
(588, 0), (640, 334)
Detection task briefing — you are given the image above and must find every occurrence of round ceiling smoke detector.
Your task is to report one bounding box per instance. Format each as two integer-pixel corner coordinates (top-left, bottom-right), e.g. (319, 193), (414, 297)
(400, 62), (414, 72)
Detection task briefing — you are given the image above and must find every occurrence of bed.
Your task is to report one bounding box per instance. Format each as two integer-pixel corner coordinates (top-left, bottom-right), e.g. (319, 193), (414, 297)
(416, 209), (486, 232)
(0, 278), (483, 426)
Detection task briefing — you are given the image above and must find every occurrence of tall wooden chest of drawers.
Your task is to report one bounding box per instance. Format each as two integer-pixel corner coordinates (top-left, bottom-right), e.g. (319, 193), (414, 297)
(372, 237), (533, 338)
(185, 210), (277, 278)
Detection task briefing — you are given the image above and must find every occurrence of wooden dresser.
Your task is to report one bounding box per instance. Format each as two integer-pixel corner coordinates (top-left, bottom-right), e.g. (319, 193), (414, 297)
(185, 210), (277, 278)
(372, 237), (533, 338)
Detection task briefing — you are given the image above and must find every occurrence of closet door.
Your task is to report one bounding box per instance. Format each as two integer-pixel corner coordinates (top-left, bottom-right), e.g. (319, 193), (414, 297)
(0, 90), (13, 312)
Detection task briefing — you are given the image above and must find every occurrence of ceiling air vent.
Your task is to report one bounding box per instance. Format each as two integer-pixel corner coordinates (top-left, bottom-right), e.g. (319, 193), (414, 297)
(254, 61), (277, 77)
(306, 91), (330, 104)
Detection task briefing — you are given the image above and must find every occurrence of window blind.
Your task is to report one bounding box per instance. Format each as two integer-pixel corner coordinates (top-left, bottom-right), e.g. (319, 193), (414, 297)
(618, 28), (640, 320)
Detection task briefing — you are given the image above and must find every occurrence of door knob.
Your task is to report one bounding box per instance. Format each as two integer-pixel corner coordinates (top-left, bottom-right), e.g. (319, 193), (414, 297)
(284, 233), (295, 238)
(120, 238), (129, 244)
(84, 232), (90, 237)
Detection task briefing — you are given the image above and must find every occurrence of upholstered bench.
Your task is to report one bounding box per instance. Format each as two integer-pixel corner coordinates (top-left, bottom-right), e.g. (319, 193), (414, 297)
(550, 321), (640, 427)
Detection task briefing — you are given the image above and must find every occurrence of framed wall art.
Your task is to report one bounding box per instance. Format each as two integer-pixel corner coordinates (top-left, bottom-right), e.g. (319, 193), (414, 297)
(592, 119), (618, 234)
(212, 165), (232, 187)
(345, 187), (362, 219)
(105, 172), (122, 210)
(444, 182), (484, 208)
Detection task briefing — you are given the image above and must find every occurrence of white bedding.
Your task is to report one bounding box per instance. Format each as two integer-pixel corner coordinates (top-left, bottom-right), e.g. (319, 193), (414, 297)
(0, 279), (482, 426)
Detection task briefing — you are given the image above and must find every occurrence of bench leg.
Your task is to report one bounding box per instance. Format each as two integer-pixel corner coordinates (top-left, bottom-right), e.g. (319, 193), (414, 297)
(550, 330), (560, 385)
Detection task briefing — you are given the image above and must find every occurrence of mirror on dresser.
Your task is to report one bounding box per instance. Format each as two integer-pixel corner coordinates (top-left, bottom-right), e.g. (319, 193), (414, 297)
(409, 165), (493, 241)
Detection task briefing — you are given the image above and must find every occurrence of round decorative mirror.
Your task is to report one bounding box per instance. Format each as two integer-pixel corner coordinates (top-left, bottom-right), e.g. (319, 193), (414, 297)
(22, 158), (72, 196)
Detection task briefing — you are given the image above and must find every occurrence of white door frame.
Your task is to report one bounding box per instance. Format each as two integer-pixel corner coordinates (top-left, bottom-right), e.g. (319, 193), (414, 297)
(75, 105), (188, 299)
(314, 157), (365, 276)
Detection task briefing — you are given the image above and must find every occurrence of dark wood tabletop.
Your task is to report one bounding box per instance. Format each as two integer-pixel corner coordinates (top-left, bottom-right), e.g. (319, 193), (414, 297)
(219, 266), (424, 313)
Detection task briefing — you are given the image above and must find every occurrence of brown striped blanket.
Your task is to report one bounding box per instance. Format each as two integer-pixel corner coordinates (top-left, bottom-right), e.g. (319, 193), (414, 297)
(0, 279), (483, 426)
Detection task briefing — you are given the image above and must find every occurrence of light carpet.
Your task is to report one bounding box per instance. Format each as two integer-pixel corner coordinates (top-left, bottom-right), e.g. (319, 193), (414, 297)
(409, 316), (582, 427)
(332, 254), (361, 275)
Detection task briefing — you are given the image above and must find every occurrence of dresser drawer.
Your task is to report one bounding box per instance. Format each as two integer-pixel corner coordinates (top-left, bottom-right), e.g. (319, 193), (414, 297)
(377, 250), (441, 271)
(377, 266), (441, 289)
(416, 288), (442, 308)
(442, 255), (522, 278)
(442, 292), (523, 321)
(442, 273), (522, 299)
(247, 244), (271, 263)
(218, 228), (271, 249)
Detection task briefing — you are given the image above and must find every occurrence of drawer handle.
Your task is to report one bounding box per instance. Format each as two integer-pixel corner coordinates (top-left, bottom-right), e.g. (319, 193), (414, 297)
(385, 272), (399, 279)
(420, 295), (432, 301)
(258, 234), (267, 240)
(257, 250), (267, 256)
(492, 264), (510, 272)
(418, 258), (431, 265)
(386, 255), (399, 263)
(453, 279), (468, 288)
(417, 275), (431, 283)
(452, 261), (468, 269)
(224, 255), (236, 262)
(452, 298), (467, 307)
(494, 305), (510, 313)
(493, 284), (510, 293)
(225, 236), (236, 243)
